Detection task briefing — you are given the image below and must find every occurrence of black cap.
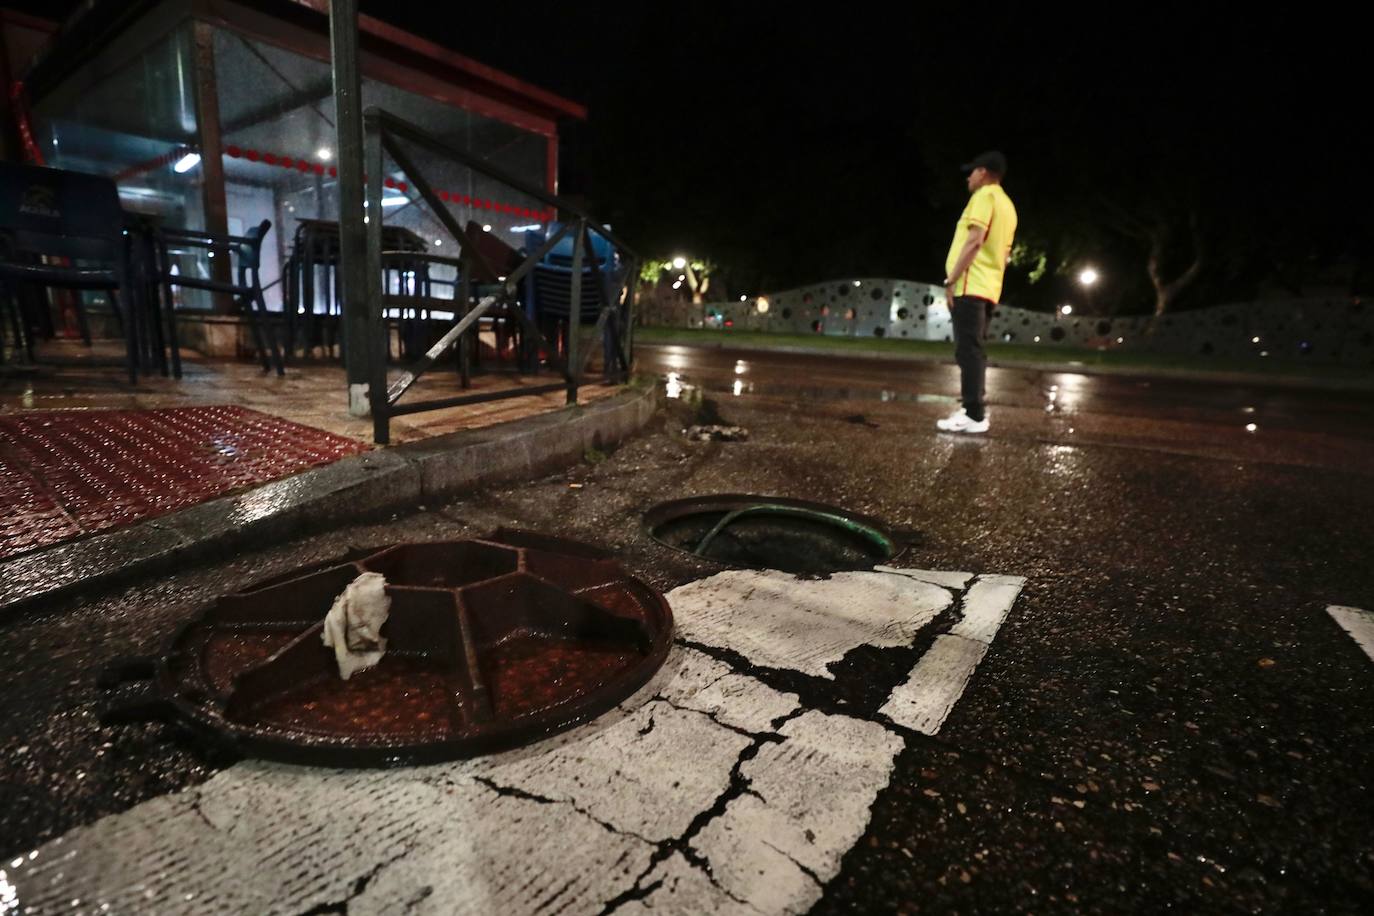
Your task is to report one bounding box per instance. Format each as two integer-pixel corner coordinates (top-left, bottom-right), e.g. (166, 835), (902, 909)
(961, 151), (1007, 176)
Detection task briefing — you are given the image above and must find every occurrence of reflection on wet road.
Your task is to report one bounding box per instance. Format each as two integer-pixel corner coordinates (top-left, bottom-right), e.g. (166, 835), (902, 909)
(640, 344), (1374, 475)
(2, 342), (1372, 916)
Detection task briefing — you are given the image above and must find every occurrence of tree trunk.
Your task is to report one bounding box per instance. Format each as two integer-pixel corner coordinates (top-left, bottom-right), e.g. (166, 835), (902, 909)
(1153, 288), (1171, 318)
(1146, 213), (1204, 327)
(1099, 196), (1205, 325)
(685, 265), (710, 305)
(1148, 241), (1174, 318)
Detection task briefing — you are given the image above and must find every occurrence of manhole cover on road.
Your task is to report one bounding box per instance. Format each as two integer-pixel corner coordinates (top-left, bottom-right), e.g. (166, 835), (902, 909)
(102, 530), (673, 767)
(645, 495), (896, 575)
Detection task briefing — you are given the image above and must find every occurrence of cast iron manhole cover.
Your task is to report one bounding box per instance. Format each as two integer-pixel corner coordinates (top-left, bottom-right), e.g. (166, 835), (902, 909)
(644, 495), (896, 575)
(101, 530), (672, 767)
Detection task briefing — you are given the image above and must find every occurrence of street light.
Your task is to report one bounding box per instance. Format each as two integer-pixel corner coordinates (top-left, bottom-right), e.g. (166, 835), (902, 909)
(1059, 304), (1073, 317)
(672, 256), (687, 270)
(1076, 268), (1100, 315)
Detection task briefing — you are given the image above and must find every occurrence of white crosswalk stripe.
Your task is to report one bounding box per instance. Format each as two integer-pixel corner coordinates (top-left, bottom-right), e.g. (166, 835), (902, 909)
(880, 574), (1027, 734)
(2, 566), (1025, 915)
(1327, 605), (1374, 664)
(668, 569), (953, 678)
(879, 635), (990, 735)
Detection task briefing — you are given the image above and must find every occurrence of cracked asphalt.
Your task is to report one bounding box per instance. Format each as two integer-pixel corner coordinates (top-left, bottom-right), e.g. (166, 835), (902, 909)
(2, 343), (1372, 914)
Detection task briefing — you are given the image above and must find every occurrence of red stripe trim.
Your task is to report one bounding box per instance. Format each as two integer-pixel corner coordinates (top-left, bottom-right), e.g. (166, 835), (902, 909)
(219, 145), (553, 222)
(10, 82), (46, 166)
(107, 143), (556, 222)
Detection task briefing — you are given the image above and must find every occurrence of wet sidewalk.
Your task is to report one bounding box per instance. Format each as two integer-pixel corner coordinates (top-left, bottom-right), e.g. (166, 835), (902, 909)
(0, 341), (621, 564)
(1, 341), (618, 444)
(0, 406), (366, 561)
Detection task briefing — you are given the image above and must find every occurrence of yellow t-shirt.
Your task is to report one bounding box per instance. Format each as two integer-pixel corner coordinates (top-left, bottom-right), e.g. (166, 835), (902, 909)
(945, 183), (1017, 302)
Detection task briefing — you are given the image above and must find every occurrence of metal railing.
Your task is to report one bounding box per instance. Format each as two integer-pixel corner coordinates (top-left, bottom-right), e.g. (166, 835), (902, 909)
(360, 107), (640, 444)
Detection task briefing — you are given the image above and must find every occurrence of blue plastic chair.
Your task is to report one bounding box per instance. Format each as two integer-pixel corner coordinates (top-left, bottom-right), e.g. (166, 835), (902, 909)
(523, 223), (618, 324)
(521, 223), (623, 373)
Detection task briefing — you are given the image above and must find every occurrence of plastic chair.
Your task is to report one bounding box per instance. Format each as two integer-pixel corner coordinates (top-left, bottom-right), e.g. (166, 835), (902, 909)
(521, 223), (623, 372)
(155, 219), (283, 377)
(284, 220), (429, 360)
(524, 223), (618, 324)
(0, 162), (139, 379)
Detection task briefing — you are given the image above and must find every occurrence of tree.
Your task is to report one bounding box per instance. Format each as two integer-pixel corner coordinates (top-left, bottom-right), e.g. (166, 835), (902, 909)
(641, 257), (718, 304)
(1100, 197), (1205, 320)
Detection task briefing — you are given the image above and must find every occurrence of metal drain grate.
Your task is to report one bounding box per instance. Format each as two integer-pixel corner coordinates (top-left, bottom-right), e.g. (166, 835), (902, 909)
(101, 530), (673, 767)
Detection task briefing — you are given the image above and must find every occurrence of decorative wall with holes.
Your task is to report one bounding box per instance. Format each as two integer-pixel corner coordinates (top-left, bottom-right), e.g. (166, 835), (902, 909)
(644, 280), (1374, 366)
(647, 280), (954, 341)
(983, 297), (1373, 364)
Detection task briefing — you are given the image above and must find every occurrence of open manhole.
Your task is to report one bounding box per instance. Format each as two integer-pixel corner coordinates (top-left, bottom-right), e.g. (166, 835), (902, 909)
(645, 495), (896, 575)
(100, 530), (672, 767)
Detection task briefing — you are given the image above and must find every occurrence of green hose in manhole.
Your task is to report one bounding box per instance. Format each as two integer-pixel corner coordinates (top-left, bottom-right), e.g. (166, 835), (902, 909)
(645, 495), (898, 575)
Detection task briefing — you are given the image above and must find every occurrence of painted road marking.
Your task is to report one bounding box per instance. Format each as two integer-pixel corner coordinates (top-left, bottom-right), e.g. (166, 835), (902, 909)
(3, 647), (901, 916)
(684, 712), (903, 914)
(668, 569), (953, 678)
(879, 635), (990, 735)
(949, 575), (1027, 644)
(873, 565), (973, 590)
(880, 574), (1027, 735)
(4, 566), (1024, 915)
(1327, 605), (1374, 663)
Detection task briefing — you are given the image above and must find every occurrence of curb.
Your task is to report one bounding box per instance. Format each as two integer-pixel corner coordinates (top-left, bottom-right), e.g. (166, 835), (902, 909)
(636, 336), (1374, 393)
(0, 386), (660, 617)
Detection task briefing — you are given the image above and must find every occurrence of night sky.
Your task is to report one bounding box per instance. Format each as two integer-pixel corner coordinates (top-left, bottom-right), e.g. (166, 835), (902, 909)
(16, 2), (1369, 310)
(361, 4), (1368, 310)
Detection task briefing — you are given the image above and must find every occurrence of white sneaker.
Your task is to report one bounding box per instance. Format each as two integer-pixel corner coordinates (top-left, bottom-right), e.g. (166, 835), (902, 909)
(936, 408), (989, 434)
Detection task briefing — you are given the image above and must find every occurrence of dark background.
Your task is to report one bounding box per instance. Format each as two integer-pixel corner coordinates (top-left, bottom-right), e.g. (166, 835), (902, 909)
(14, 1), (1369, 311)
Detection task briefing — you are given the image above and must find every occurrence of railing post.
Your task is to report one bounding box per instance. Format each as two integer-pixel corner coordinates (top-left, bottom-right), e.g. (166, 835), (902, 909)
(623, 256), (638, 377)
(364, 112), (388, 444)
(565, 219), (585, 404)
(580, 222), (617, 384)
(328, 0), (371, 420)
(190, 21), (233, 314)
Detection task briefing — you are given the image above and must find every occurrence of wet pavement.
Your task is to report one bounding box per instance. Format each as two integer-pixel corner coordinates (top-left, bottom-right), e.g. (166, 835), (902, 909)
(0, 407), (367, 560)
(1, 342), (1372, 913)
(0, 340), (619, 445)
(0, 340), (618, 564)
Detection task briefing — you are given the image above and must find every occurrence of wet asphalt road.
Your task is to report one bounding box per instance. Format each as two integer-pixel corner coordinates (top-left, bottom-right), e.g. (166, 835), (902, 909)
(2, 343), (1373, 914)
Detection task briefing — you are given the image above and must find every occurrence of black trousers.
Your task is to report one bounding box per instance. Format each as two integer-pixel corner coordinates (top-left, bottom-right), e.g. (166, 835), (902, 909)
(951, 296), (991, 421)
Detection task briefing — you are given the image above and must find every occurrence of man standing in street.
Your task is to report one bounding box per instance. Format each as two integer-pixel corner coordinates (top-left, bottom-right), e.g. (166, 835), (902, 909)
(937, 151), (1017, 434)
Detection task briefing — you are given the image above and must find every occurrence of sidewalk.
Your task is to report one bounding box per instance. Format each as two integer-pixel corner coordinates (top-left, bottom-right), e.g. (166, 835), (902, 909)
(0, 343), (657, 615)
(2, 341), (621, 442)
